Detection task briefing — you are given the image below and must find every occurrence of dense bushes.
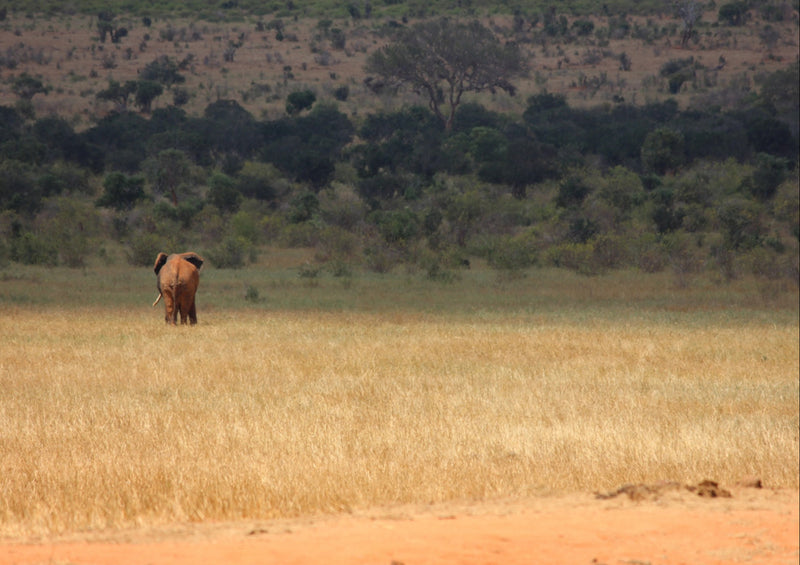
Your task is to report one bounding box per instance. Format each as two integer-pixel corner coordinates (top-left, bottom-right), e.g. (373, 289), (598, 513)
(0, 62), (797, 286)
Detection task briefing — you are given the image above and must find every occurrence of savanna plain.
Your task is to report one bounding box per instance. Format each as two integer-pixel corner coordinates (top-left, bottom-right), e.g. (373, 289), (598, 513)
(0, 260), (798, 564)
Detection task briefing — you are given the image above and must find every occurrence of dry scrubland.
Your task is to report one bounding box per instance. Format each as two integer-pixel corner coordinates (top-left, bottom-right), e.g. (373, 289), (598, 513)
(0, 267), (798, 537)
(0, 11), (798, 123)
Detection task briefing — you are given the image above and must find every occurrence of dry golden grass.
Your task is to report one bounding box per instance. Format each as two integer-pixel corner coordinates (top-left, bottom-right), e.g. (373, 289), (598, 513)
(1, 305), (797, 536)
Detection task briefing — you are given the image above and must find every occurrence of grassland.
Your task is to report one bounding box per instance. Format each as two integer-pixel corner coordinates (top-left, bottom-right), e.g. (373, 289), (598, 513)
(1, 259), (797, 536)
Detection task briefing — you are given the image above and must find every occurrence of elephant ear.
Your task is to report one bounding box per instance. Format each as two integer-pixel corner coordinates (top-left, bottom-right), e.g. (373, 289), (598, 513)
(154, 252), (168, 275)
(180, 252), (204, 270)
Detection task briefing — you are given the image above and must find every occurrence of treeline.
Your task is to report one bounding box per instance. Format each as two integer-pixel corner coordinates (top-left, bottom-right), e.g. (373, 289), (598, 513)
(0, 61), (798, 284)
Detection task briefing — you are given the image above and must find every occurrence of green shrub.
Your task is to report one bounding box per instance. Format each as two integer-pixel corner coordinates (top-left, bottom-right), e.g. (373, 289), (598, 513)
(244, 285), (260, 303)
(207, 236), (251, 269)
(641, 128), (685, 175)
(364, 241), (399, 273)
(592, 234), (630, 270)
(230, 210), (259, 245)
(207, 172), (242, 212)
(278, 222), (320, 247)
(745, 246), (798, 282)
(10, 231), (57, 266)
(96, 172), (145, 210)
(297, 262), (321, 283)
(718, 1), (749, 25)
(717, 198), (765, 250)
(546, 242), (600, 276)
(40, 197), (100, 268)
(748, 153), (789, 201)
(372, 208), (419, 244)
(318, 184), (367, 230)
(630, 235), (668, 273)
(662, 232), (705, 288)
(333, 85), (349, 101)
(487, 231), (537, 271)
(289, 191), (319, 223)
(127, 233), (163, 267)
(315, 225), (359, 262)
(286, 90), (316, 115)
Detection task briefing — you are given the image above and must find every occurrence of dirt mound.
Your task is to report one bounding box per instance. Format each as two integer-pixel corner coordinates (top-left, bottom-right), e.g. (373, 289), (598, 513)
(595, 479), (736, 501)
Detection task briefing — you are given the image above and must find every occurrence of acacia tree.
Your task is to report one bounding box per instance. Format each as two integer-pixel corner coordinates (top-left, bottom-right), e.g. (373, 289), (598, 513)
(672, 0), (703, 48)
(12, 74), (48, 100)
(365, 19), (526, 131)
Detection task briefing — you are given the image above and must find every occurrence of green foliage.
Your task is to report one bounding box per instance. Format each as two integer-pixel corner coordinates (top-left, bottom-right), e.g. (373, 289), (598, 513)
(596, 166), (646, 215)
(127, 233), (165, 267)
(286, 90), (316, 115)
(371, 208), (419, 244)
(0, 36), (796, 284)
(717, 198), (766, 250)
(10, 231), (58, 266)
(747, 153), (789, 201)
(11, 73), (47, 100)
(83, 111), (151, 172)
(289, 191), (319, 223)
(315, 225), (360, 264)
(133, 80), (164, 113)
(145, 149), (192, 205)
(203, 100), (261, 160)
(556, 175), (592, 209)
(641, 128), (685, 175)
(365, 18), (526, 131)
(571, 19), (595, 36)
(757, 61), (799, 133)
(244, 284), (260, 303)
(97, 172), (145, 210)
(487, 231), (538, 271)
(333, 85), (349, 101)
(206, 172), (242, 212)
(718, 1), (750, 25)
(546, 241), (600, 276)
(236, 162), (280, 201)
(206, 236), (252, 269)
(230, 210), (260, 245)
(649, 187), (685, 234)
(659, 56), (702, 93)
(140, 56), (186, 87)
(40, 197), (101, 268)
(96, 80), (137, 109)
(262, 104), (353, 188)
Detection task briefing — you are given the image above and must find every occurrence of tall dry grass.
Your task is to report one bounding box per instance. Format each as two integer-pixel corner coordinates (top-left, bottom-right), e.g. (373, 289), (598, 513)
(1, 306), (798, 536)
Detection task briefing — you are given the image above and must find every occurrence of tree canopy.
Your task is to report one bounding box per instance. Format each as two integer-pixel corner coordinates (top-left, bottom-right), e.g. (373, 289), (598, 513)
(365, 18), (526, 131)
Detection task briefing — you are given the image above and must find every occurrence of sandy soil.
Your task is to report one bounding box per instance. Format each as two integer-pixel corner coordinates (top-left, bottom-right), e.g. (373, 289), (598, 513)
(1, 485), (797, 565)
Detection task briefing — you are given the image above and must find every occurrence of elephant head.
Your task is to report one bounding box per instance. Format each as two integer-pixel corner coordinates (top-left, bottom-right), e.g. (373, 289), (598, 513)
(153, 252), (204, 325)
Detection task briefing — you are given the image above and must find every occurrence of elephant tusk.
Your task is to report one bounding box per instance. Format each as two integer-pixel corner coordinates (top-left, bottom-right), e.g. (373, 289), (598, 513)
(152, 293), (162, 307)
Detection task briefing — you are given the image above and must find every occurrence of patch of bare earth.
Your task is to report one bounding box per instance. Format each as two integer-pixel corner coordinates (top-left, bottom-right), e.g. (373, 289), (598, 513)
(1, 483), (797, 565)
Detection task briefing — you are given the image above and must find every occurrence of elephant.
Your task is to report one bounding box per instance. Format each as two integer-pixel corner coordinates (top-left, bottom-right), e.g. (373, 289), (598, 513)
(152, 252), (204, 325)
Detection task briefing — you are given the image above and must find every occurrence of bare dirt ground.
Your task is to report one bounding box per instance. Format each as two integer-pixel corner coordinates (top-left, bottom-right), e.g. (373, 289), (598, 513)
(1, 484), (797, 565)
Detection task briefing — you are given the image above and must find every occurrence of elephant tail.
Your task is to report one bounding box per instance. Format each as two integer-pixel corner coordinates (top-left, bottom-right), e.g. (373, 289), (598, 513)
(152, 293), (162, 307)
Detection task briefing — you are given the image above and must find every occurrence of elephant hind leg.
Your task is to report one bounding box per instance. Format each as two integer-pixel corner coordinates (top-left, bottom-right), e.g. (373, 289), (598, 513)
(188, 299), (197, 325)
(174, 288), (187, 324)
(163, 293), (177, 325)
(174, 286), (193, 325)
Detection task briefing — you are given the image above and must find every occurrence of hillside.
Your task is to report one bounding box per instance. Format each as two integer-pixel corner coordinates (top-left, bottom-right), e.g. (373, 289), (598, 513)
(0, 4), (798, 288)
(1, 10), (798, 123)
